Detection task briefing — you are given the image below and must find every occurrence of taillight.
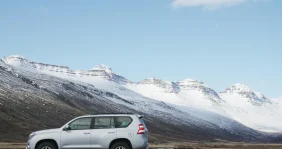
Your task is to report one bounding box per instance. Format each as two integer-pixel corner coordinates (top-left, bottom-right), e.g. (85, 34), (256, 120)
(137, 124), (145, 134)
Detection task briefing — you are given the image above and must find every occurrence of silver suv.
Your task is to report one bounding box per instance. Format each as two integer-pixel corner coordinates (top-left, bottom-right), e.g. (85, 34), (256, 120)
(27, 114), (148, 149)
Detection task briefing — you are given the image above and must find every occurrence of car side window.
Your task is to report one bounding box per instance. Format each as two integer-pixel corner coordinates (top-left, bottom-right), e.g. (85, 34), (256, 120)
(69, 117), (92, 130)
(94, 117), (115, 129)
(114, 117), (132, 128)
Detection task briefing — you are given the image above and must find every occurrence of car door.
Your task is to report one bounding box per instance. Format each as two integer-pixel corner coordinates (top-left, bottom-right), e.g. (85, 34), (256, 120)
(61, 117), (93, 149)
(90, 117), (117, 149)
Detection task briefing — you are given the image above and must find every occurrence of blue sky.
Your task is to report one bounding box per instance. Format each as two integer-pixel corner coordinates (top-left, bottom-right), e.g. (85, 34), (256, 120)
(0, 0), (282, 97)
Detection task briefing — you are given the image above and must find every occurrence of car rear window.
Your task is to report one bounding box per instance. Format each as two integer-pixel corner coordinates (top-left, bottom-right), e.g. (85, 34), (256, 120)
(114, 116), (132, 128)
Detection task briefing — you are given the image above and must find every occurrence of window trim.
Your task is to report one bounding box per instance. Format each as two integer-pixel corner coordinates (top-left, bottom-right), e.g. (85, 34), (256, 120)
(65, 116), (133, 130)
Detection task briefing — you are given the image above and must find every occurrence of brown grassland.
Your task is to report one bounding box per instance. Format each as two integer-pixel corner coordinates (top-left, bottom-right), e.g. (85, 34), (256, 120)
(1, 142), (282, 149)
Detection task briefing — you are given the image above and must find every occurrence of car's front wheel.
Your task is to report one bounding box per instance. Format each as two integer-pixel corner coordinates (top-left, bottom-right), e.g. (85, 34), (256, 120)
(111, 142), (130, 149)
(36, 142), (57, 149)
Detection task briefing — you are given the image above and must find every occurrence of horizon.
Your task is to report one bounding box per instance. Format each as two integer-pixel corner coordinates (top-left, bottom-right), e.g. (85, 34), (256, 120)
(1, 0), (282, 97)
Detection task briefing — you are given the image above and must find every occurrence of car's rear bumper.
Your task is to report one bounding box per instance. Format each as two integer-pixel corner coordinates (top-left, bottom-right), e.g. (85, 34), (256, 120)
(133, 138), (148, 149)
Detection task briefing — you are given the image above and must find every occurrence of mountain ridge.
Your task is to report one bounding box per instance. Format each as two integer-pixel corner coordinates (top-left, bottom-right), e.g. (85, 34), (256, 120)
(2, 55), (271, 99)
(2, 55), (282, 134)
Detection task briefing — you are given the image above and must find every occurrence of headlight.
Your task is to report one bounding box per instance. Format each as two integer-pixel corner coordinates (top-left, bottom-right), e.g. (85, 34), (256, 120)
(28, 132), (37, 140)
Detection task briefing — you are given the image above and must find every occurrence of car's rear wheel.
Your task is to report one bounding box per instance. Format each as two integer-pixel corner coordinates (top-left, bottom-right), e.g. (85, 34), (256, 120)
(37, 142), (57, 149)
(111, 142), (130, 149)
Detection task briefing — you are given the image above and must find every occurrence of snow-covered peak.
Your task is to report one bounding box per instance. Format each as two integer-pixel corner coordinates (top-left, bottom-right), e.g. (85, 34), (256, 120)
(139, 77), (173, 85)
(220, 83), (270, 105)
(229, 83), (252, 92)
(92, 64), (112, 74)
(2, 55), (35, 69)
(91, 64), (128, 83)
(2, 56), (128, 83)
(177, 79), (221, 101)
(138, 77), (179, 93)
(177, 78), (207, 87)
(2, 55), (71, 72)
(181, 78), (197, 82)
(221, 83), (258, 95)
(2, 55), (28, 64)
(4, 55), (26, 59)
(33, 63), (70, 73)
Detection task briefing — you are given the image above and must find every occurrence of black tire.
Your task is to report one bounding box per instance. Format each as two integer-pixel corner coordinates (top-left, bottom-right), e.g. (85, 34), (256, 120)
(36, 141), (57, 149)
(110, 142), (130, 149)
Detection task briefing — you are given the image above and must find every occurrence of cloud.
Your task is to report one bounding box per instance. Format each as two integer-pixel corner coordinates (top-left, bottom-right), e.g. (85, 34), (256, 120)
(171, 0), (264, 10)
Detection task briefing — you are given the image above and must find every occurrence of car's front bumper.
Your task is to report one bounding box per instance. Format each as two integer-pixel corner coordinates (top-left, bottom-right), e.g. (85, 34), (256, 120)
(26, 142), (30, 149)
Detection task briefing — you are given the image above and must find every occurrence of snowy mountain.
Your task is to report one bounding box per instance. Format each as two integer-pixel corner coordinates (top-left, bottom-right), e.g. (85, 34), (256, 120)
(2, 55), (128, 83)
(220, 83), (271, 106)
(137, 78), (180, 93)
(1, 55), (282, 142)
(219, 84), (282, 133)
(92, 64), (113, 74)
(177, 79), (222, 102)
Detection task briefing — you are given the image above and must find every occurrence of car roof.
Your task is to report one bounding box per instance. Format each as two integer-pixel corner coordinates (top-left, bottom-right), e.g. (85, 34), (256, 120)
(78, 113), (143, 118)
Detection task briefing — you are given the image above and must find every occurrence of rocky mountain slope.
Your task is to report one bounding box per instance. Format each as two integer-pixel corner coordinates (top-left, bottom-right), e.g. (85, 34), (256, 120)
(1, 55), (282, 143)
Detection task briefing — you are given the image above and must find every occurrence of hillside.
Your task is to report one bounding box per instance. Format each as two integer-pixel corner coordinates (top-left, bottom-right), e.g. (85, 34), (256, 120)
(0, 55), (282, 143)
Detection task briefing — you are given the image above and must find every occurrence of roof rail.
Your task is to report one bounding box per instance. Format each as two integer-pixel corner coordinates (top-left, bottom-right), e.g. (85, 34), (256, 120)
(90, 113), (136, 115)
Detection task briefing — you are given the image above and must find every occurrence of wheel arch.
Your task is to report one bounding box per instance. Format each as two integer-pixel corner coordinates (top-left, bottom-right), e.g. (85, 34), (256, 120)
(109, 138), (132, 149)
(35, 139), (58, 149)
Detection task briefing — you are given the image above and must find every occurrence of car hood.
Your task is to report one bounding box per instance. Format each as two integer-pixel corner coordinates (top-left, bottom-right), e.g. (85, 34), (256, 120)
(36, 128), (61, 134)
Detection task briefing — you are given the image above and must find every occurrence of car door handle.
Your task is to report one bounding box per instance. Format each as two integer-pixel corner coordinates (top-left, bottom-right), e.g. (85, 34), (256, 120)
(83, 132), (90, 135)
(108, 132), (115, 134)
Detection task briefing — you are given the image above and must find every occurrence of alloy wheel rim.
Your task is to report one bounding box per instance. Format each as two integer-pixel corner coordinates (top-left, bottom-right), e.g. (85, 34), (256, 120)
(115, 146), (126, 149)
(41, 146), (52, 149)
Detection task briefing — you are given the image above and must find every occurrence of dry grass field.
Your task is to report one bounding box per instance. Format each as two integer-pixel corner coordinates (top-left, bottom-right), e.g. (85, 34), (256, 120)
(1, 142), (282, 149)
(0, 143), (25, 149)
(151, 143), (282, 149)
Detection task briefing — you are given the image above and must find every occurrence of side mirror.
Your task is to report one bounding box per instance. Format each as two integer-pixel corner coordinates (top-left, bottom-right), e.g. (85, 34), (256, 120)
(63, 125), (71, 131)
